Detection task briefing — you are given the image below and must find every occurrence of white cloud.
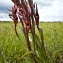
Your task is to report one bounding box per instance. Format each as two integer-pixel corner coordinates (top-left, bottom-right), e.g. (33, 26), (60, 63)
(0, 0), (13, 6)
(37, 0), (63, 21)
(0, 0), (13, 21)
(0, 13), (12, 21)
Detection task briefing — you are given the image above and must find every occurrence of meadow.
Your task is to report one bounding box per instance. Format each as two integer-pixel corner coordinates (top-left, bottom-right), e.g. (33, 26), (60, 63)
(0, 21), (63, 63)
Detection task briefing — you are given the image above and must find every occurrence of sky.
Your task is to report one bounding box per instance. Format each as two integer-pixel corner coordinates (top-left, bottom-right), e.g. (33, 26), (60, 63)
(0, 0), (63, 22)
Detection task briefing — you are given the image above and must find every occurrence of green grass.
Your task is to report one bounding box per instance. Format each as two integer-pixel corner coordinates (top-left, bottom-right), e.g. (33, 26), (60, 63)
(0, 21), (63, 63)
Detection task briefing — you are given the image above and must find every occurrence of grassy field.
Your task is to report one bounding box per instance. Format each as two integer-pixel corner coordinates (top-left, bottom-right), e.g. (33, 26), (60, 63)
(0, 21), (63, 63)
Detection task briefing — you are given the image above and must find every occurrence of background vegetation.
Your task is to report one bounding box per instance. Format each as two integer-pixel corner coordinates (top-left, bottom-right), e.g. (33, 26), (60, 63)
(0, 21), (63, 63)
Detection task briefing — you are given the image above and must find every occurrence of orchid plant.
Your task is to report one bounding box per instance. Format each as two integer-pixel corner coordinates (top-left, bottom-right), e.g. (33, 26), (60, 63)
(9, 0), (47, 63)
